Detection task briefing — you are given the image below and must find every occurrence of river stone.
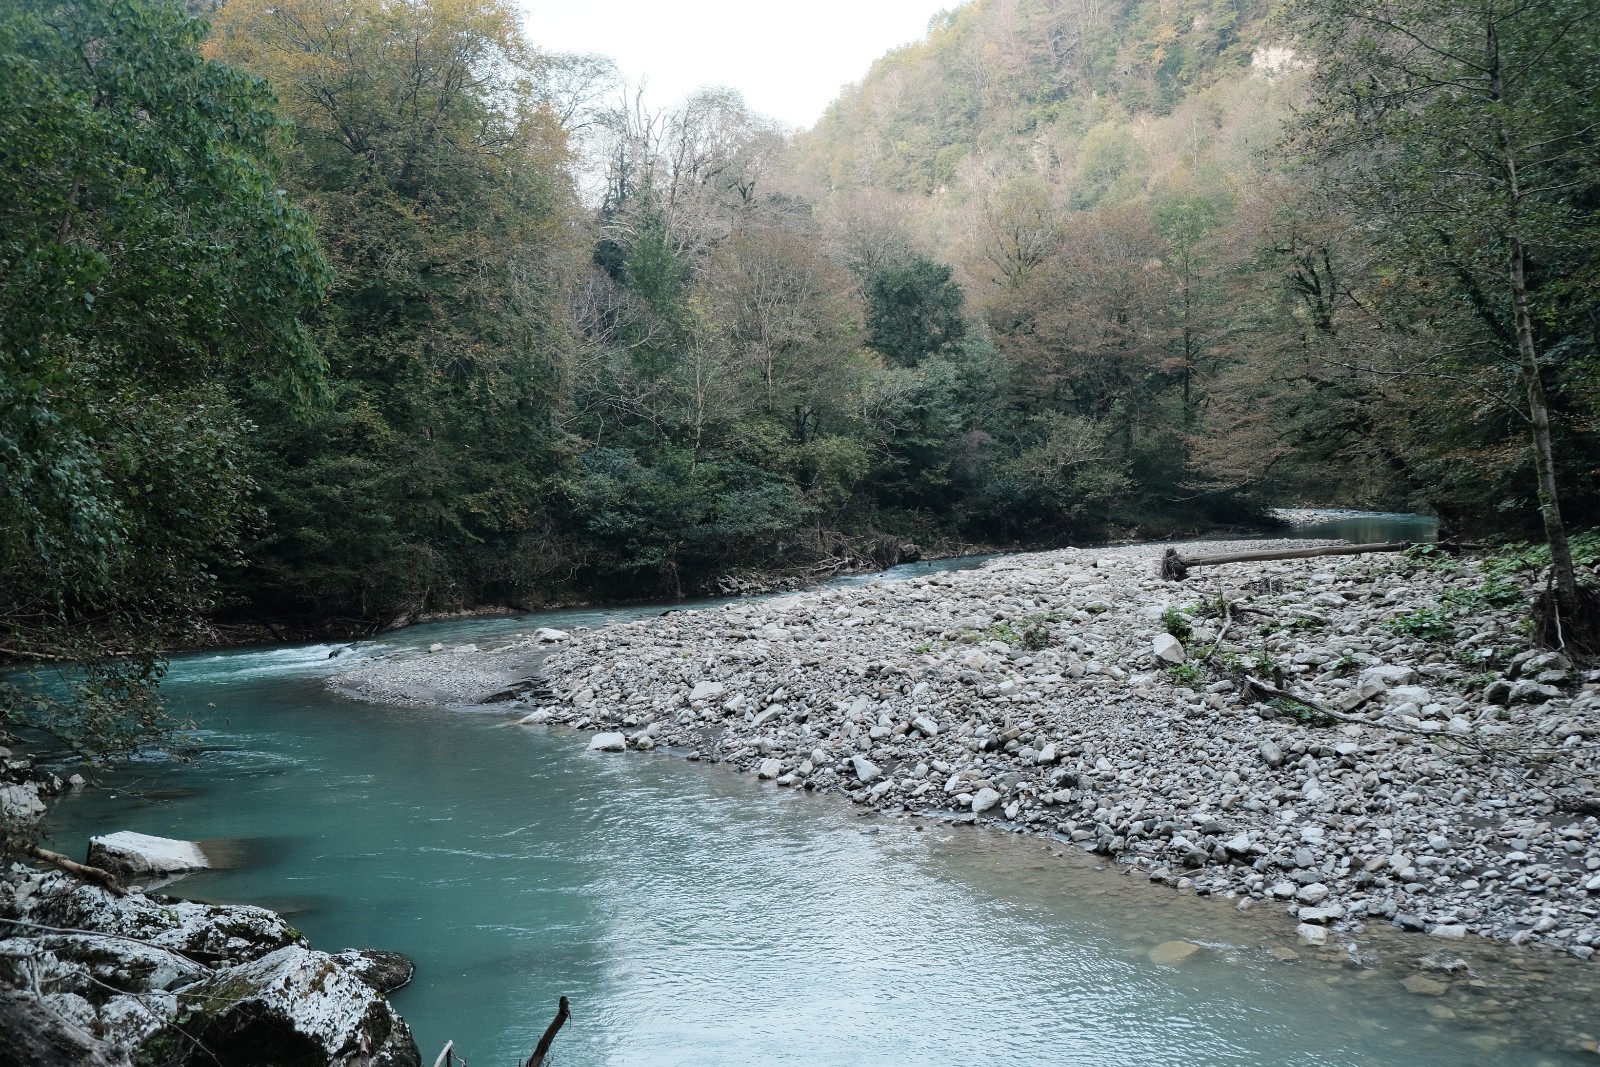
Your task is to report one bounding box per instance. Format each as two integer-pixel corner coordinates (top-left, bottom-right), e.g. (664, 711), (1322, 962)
(1296, 923), (1328, 946)
(168, 945), (420, 1067)
(1401, 974), (1450, 996)
(970, 788), (1001, 813)
(850, 756), (881, 784)
(1258, 741), (1284, 768)
(588, 732), (626, 752)
(1147, 940), (1201, 965)
(532, 627), (569, 643)
(0, 783), (45, 821)
(332, 949), (415, 994)
(688, 680), (725, 702)
(757, 758), (782, 780)
(88, 831), (210, 880)
(1295, 882), (1330, 905)
(912, 716), (941, 737)
(1152, 634), (1186, 664)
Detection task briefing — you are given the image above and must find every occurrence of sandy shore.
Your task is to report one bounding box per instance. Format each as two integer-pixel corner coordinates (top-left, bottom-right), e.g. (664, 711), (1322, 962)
(333, 538), (1600, 960)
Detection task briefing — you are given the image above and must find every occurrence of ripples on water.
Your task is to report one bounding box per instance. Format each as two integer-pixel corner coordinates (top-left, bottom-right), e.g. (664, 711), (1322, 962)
(42, 511), (1600, 1066)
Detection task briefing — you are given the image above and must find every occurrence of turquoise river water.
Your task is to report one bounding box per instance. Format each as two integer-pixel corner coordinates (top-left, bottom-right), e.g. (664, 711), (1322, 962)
(40, 513), (1600, 1066)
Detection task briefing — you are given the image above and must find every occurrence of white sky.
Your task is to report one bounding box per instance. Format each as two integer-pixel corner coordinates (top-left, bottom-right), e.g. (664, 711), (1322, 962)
(519, 0), (954, 130)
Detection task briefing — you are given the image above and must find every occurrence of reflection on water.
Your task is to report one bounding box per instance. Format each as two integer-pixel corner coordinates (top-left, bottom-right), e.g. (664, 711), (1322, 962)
(40, 510), (1588, 1066)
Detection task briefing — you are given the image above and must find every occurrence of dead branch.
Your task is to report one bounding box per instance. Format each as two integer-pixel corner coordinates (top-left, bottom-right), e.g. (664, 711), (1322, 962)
(20, 843), (126, 896)
(1160, 542), (1416, 581)
(525, 995), (571, 1067)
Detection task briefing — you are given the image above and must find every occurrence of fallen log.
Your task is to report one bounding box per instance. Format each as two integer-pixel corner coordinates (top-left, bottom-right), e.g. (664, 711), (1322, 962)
(1160, 542), (1415, 581)
(525, 995), (571, 1067)
(20, 843), (126, 896)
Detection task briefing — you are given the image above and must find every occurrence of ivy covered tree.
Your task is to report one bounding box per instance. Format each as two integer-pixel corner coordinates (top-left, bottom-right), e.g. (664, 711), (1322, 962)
(0, 0), (328, 760)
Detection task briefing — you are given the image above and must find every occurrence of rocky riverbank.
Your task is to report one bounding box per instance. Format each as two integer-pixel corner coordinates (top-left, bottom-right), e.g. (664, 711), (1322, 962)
(0, 862), (420, 1067)
(334, 539), (1600, 963)
(1, 747), (421, 1066)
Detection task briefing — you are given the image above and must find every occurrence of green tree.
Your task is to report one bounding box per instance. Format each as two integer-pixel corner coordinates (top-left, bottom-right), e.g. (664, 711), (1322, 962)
(864, 256), (968, 367)
(0, 0), (327, 761)
(209, 0), (581, 625)
(1287, 0), (1600, 625)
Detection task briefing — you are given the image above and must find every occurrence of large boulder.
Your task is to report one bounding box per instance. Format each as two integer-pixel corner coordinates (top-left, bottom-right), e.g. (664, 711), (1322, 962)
(0, 989), (125, 1067)
(5, 876), (301, 965)
(163, 946), (420, 1067)
(87, 832), (210, 881)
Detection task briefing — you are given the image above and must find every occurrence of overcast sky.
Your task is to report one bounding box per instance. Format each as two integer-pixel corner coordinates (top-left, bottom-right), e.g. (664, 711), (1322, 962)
(519, 0), (953, 130)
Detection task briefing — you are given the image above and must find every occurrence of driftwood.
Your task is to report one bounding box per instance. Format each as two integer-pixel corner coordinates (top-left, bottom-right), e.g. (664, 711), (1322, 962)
(1160, 542), (1415, 581)
(21, 843), (126, 896)
(525, 996), (571, 1067)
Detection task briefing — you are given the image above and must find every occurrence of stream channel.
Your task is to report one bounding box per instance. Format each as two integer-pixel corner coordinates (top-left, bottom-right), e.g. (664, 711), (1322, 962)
(42, 513), (1600, 1065)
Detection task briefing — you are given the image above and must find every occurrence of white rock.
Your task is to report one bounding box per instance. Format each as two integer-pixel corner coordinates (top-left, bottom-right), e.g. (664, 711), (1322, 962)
(1296, 923), (1328, 946)
(588, 732), (627, 752)
(912, 716), (941, 737)
(87, 832), (210, 879)
(0, 783), (45, 821)
(971, 788), (1001, 813)
(851, 756), (882, 784)
(1295, 882), (1330, 904)
(1036, 742), (1058, 764)
(689, 680), (726, 702)
(532, 627), (569, 643)
(1152, 634), (1186, 664)
(757, 758), (782, 780)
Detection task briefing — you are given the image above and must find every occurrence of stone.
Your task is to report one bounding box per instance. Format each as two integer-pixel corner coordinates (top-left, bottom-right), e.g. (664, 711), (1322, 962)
(1298, 905), (1345, 924)
(1152, 634), (1186, 664)
(1401, 974), (1450, 996)
(688, 680), (726, 702)
(1295, 883), (1330, 904)
(1036, 742), (1057, 764)
(912, 716), (941, 737)
(175, 946), (420, 1067)
(87, 831), (210, 880)
(587, 732), (627, 752)
(427, 642), (444, 653)
(1428, 924), (1468, 939)
(10, 875), (301, 963)
(758, 758), (783, 780)
(1259, 741), (1284, 768)
(1296, 923), (1328, 946)
(532, 627), (569, 643)
(1147, 940), (1201, 964)
(0, 783), (45, 821)
(850, 756), (881, 784)
(332, 949), (416, 994)
(970, 788), (1001, 813)
(0, 988), (119, 1067)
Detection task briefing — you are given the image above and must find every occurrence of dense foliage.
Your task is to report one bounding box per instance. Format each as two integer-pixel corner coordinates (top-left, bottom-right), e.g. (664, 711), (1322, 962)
(0, 0), (326, 755)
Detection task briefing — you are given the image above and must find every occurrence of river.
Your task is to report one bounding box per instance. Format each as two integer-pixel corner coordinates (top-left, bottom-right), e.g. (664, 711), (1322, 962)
(43, 512), (1600, 1065)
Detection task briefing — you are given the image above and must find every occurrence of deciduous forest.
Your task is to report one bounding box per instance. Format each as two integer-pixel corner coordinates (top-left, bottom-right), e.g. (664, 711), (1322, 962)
(3, 0), (1598, 751)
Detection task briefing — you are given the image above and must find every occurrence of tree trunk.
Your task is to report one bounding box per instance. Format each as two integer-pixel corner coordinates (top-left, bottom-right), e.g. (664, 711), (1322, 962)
(1510, 237), (1579, 614)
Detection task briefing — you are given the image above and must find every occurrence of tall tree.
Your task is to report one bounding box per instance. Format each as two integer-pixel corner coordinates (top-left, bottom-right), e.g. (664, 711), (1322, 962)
(1287, 0), (1600, 626)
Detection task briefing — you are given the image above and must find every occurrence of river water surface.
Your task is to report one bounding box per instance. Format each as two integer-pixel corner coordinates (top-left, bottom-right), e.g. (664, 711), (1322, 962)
(42, 514), (1600, 1066)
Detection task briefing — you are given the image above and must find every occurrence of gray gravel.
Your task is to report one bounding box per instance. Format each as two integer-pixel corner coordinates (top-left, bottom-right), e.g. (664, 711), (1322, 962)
(337, 539), (1600, 962)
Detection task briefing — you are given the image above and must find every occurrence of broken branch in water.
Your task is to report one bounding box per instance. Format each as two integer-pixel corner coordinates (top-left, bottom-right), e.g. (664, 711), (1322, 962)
(525, 995), (571, 1067)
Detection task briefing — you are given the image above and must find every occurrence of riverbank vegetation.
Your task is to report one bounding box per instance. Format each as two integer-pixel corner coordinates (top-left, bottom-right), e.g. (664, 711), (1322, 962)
(2, 0), (1598, 748)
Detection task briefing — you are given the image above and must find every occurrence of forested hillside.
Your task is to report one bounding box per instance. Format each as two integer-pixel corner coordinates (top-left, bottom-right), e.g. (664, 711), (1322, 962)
(3, 0), (1598, 752)
(792, 0), (1600, 547)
